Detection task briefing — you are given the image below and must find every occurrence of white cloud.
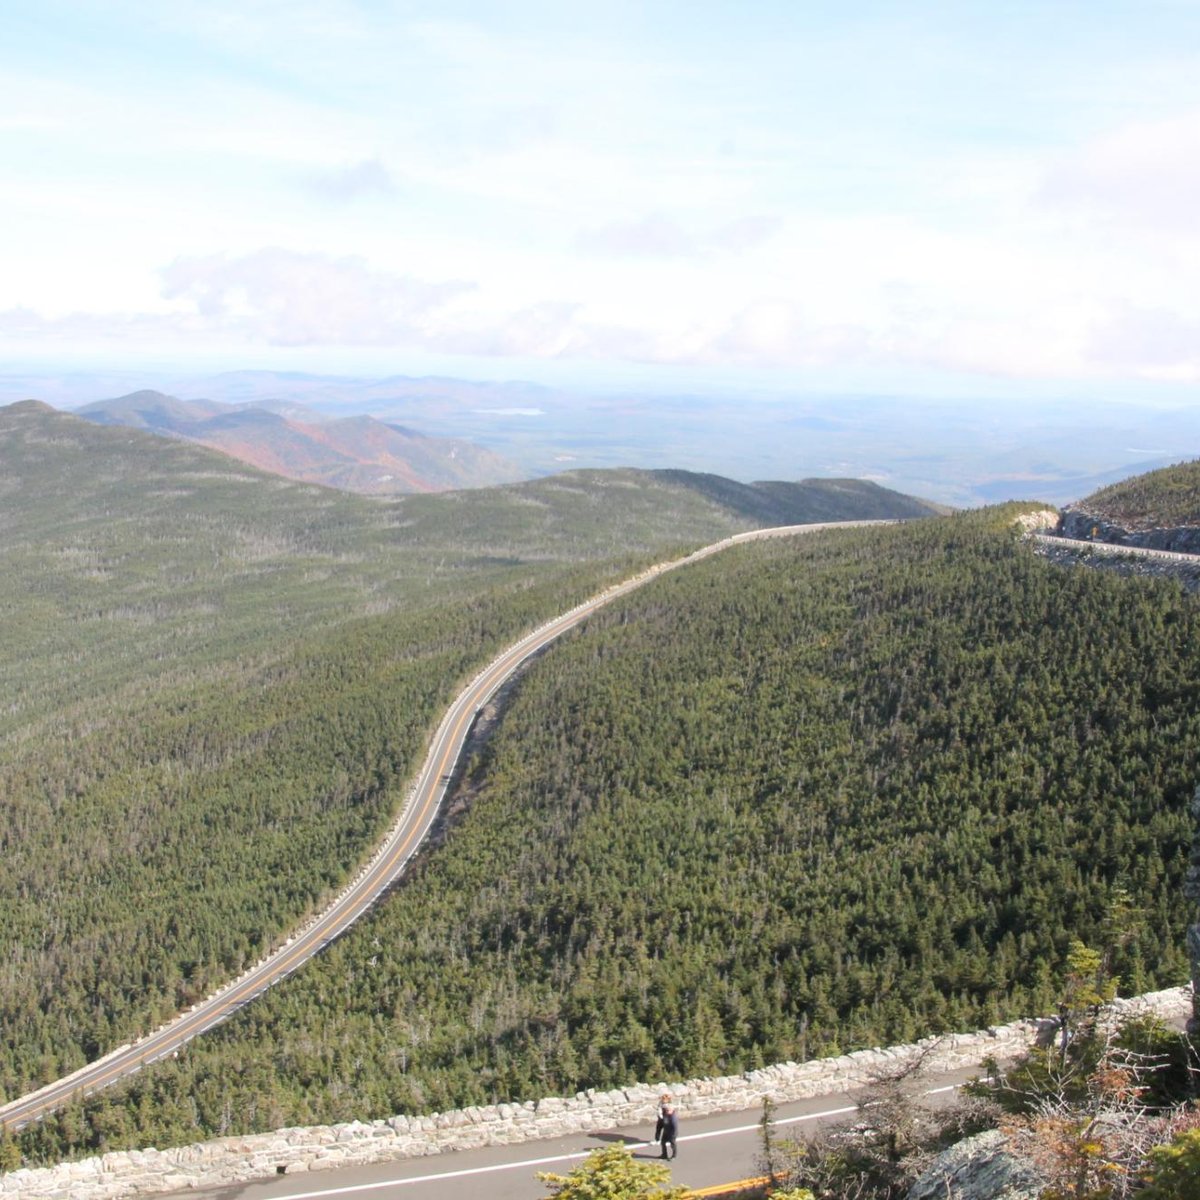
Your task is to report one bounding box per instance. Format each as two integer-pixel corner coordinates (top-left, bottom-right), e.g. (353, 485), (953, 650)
(1038, 110), (1200, 235)
(304, 160), (397, 203)
(576, 214), (700, 260)
(0, 305), (211, 346)
(576, 214), (781, 259)
(160, 250), (475, 346)
(0, 253), (1178, 388)
(136, 0), (377, 71)
(708, 216), (784, 254)
(1085, 301), (1200, 381)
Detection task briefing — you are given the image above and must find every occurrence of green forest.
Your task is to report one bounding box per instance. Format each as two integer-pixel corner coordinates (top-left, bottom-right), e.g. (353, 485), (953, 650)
(1079, 458), (1200, 528)
(11, 501), (1198, 1163)
(0, 403), (936, 1157)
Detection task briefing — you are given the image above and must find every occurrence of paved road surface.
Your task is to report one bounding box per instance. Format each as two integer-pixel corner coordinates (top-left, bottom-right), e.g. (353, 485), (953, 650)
(167, 1068), (980, 1200)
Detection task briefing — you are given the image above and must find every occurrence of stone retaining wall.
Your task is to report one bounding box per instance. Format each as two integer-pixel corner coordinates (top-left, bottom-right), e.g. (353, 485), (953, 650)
(2, 988), (1188, 1199)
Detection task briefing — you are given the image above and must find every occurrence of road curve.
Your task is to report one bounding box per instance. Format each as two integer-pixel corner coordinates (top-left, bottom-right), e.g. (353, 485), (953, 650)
(0, 521), (887, 1133)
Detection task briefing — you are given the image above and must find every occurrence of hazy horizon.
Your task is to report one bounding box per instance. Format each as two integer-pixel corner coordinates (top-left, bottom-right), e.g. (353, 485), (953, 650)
(7, 365), (1196, 510)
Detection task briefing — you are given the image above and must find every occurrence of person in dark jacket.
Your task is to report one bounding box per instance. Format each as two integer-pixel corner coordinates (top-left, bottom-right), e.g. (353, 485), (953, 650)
(654, 1092), (670, 1144)
(659, 1101), (678, 1160)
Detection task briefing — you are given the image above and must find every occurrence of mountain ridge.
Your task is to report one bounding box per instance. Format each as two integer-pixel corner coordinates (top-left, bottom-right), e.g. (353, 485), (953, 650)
(74, 390), (528, 495)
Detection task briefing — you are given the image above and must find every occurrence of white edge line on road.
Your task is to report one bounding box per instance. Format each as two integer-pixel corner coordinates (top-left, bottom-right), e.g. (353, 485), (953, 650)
(269, 1084), (960, 1199)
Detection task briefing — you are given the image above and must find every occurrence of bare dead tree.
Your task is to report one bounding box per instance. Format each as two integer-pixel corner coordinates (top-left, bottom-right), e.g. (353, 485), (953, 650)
(759, 1040), (1001, 1200)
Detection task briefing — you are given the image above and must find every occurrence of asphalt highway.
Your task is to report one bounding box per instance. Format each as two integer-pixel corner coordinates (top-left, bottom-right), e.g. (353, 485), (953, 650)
(0, 521), (883, 1133)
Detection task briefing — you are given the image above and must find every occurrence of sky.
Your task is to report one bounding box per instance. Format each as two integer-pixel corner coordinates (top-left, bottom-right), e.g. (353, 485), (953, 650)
(2, 0), (1199, 399)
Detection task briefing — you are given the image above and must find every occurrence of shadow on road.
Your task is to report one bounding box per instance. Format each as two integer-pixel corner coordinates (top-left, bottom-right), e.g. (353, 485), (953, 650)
(586, 1130), (664, 1159)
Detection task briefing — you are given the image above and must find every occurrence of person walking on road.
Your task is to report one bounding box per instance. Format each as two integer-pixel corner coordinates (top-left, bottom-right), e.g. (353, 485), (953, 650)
(653, 1093), (670, 1145)
(658, 1099), (678, 1160)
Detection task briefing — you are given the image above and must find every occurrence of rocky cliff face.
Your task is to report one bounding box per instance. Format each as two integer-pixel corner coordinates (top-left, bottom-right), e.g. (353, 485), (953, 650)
(1059, 508), (1200, 554)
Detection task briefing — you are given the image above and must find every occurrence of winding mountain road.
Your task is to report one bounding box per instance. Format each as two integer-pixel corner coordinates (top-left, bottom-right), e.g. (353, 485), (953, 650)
(0, 521), (884, 1134)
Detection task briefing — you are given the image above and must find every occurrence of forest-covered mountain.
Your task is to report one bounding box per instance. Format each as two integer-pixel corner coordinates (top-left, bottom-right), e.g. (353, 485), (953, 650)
(7, 462), (1197, 1162)
(1059, 458), (1200, 553)
(0, 400), (939, 1145)
(74, 390), (528, 494)
(1069, 459), (1200, 530)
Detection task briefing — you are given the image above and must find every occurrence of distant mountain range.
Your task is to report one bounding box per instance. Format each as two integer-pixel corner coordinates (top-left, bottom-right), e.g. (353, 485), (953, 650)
(115, 372), (1200, 508)
(10, 367), (1196, 507)
(75, 390), (527, 495)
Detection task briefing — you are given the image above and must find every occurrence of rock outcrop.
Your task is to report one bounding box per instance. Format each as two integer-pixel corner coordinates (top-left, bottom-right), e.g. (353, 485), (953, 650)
(906, 1129), (1044, 1200)
(1010, 509), (1058, 534)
